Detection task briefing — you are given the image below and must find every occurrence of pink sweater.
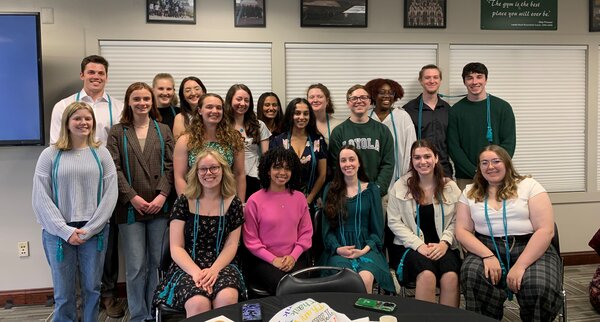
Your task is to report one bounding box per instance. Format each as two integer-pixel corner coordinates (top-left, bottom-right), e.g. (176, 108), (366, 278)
(243, 189), (313, 263)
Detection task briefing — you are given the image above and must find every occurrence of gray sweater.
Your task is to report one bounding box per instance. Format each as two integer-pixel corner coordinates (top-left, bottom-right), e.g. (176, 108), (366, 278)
(32, 145), (118, 241)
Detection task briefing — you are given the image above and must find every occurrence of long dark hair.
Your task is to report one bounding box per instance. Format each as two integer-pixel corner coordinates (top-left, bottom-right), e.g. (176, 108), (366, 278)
(258, 147), (302, 193)
(225, 84), (260, 144)
(406, 139), (446, 204)
(281, 98), (320, 138)
(324, 145), (369, 227)
(256, 92), (283, 133)
(178, 76), (206, 123)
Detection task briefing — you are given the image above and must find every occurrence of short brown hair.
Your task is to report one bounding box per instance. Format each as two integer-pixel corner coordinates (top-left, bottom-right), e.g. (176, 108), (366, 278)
(418, 64), (442, 80)
(80, 55), (108, 73)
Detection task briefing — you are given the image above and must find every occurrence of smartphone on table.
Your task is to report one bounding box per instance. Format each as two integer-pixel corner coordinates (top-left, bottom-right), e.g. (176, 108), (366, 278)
(354, 297), (397, 313)
(241, 302), (262, 321)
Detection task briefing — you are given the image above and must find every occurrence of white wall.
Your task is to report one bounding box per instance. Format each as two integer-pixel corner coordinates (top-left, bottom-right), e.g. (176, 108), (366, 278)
(1, 0), (598, 290)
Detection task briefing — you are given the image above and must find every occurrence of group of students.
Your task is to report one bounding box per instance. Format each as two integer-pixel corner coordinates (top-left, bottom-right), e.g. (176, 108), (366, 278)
(31, 54), (562, 322)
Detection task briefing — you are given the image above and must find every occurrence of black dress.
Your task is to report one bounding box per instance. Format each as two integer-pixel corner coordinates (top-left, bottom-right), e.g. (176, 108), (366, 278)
(154, 195), (245, 310)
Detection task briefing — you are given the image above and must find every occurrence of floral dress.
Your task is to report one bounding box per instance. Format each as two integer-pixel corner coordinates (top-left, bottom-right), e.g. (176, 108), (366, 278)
(153, 195), (244, 309)
(188, 141), (233, 168)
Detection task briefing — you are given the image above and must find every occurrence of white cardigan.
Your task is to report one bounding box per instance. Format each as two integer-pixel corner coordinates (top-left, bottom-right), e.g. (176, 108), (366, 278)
(387, 173), (462, 251)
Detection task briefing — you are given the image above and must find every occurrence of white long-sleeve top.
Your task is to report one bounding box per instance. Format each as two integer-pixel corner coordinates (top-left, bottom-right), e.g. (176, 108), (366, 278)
(387, 173), (461, 251)
(32, 145), (118, 241)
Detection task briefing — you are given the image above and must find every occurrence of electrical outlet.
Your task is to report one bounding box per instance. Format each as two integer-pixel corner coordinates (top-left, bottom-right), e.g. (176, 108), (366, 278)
(18, 241), (29, 257)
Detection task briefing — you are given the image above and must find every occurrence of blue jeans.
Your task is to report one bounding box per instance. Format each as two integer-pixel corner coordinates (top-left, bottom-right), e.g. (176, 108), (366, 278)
(42, 225), (108, 322)
(119, 218), (168, 322)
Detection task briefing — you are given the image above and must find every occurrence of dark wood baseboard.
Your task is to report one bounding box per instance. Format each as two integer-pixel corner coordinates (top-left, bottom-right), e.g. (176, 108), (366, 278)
(2, 252), (599, 307)
(562, 251), (600, 266)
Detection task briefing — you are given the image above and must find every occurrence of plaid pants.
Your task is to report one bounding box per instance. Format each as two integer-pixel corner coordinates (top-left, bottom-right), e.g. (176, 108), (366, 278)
(461, 234), (562, 321)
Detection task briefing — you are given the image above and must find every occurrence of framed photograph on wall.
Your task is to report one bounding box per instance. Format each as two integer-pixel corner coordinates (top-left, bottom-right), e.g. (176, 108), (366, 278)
(235, 0), (266, 27)
(404, 0), (446, 29)
(591, 0), (600, 31)
(301, 0), (367, 27)
(147, 0), (196, 24)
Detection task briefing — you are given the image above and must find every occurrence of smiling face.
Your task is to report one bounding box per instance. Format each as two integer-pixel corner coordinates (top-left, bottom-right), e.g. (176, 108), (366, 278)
(153, 78), (175, 107)
(80, 62), (107, 96)
(129, 88), (153, 119)
(268, 162), (291, 190)
(307, 88), (328, 114)
(374, 83), (396, 112)
(183, 80), (204, 108)
(293, 102), (310, 131)
(199, 96), (224, 126)
(479, 150), (506, 186)
(411, 147), (438, 177)
(196, 154), (223, 190)
(261, 95), (279, 120)
(231, 89), (250, 116)
(419, 68), (441, 95)
(347, 88), (371, 117)
(464, 72), (487, 100)
(68, 108), (94, 140)
(339, 148), (360, 178)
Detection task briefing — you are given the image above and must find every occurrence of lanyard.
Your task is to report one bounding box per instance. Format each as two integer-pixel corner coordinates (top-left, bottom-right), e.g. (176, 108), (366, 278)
(51, 147), (104, 260)
(339, 180), (362, 248)
(170, 106), (177, 118)
(415, 193), (445, 238)
(76, 92), (113, 127)
(287, 132), (317, 197)
(326, 114), (331, 139)
(369, 108), (401, 182)
(193, 197), (225, 260)
(484, 197), (513, 300)
(485, 94), (493, 143)
(122, 120), (166, 224)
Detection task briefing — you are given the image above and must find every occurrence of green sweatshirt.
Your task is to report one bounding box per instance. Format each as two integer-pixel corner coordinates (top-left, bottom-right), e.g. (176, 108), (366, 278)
(329, 118), (395, 195)
(447, 95), (516, 180)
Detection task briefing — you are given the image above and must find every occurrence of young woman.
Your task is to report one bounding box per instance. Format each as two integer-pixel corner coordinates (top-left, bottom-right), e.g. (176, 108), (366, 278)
(172, 76), (206, 139)
(243, 148), (313, 294)
(269, 98), (327, 208)
(152, 73), (179, 130)
(154, 148), (244, 317)
(387, 139), (462, 306)
(307, 83), (342, 145)
(455, 145), (562, 321)
(256, 91), (283, 136)
(173, 93), (245, 199)
(321, 145), (395, 294)
(225, 84), (270, 200)
(106, 82), (174, 322)
(32, 102), (118, 322)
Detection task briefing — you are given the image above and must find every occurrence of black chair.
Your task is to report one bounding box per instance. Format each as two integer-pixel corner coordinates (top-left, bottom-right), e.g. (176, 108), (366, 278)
(237, 240), (271, 298)
(155, 227), (185, 322)
(552, 223), (567, 322)
(276, 266), (367, 296)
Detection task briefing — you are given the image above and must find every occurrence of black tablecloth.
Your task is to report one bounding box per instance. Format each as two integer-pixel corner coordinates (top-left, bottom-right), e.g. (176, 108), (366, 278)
(184, 292), (496, 321)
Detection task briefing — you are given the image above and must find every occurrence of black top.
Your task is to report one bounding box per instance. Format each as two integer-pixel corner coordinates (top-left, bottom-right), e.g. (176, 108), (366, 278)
(403, 94), (453, 177)
(420, 203), (440, 244)
(158, 105), (179, 131)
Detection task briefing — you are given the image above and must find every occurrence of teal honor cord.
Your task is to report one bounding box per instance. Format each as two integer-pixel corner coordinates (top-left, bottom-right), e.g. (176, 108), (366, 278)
(76, 91), (113, 127)
(484, 197), (513, 300)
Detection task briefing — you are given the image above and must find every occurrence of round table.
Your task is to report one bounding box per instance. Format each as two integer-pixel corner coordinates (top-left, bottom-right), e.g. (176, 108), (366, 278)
(184, 292), (496, 321)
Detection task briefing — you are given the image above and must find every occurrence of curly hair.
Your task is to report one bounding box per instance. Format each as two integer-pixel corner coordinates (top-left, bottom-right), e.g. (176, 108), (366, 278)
(406, 139), (446, 204)
(307, 83), (335, 114)
(186, 93), (243, 153)
(225, 84), (261, 144)
(120, 82), (161, 125)
(280, 98), (321, 137)
(256, 92), (283, 133)
(178, 76), (206, 124)
(258, 147), (302, 193)
(185, 148), (237, 199)
(467, 145), (526, 203)
(364, 78), (404, 104)
(324, 145), (370, 228)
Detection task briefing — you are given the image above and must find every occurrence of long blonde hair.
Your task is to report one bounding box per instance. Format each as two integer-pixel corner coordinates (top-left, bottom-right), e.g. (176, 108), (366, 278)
(185, 148), (236, 199)
(54, 102), (100, 150)
(467, 145), (526, 202)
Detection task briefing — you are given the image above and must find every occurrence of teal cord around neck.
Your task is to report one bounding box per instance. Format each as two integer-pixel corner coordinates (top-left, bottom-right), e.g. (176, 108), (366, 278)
(76, 91), (113, 127)
(484, 197), (513, 300)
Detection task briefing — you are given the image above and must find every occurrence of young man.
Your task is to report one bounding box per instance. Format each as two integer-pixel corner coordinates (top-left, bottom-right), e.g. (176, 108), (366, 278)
(447, 62), (516, 189)
(49, 55), (124, 318)
(403, 64), (453, 177)
(365, 78), (416, 190)
(329, 84), (395, 195)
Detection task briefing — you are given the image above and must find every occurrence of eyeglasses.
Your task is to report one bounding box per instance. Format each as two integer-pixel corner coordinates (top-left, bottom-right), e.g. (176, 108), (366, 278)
(480, 159), (503, 168)
(347, 95), (370, 103)
(198, 166), (221, 175)
(377, 91), (395, 97)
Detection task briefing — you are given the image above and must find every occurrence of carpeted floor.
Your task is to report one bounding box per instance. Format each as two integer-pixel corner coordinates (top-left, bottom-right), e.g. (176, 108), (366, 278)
(1, 264), (598, 321)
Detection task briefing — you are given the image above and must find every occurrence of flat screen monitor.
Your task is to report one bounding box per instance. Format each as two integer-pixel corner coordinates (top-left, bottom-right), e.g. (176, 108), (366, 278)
(0, 12), (44, 146)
